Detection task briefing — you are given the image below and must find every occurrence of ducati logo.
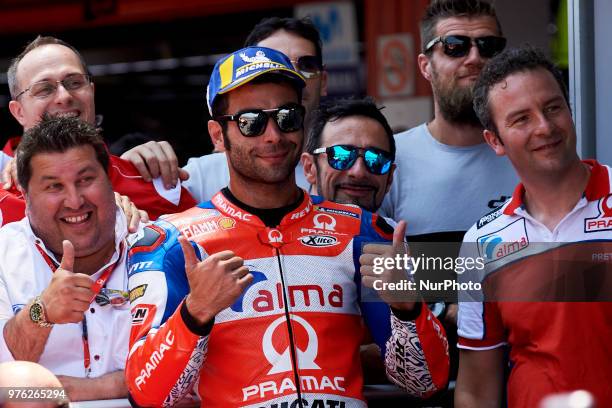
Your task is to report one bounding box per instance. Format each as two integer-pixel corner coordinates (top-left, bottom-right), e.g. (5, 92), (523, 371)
(262, 315), (320, 374)
(313, 214), (336, 231)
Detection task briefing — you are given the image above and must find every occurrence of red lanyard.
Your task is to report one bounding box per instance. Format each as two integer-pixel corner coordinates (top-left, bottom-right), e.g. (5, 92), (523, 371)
(34, 240), (125, 376)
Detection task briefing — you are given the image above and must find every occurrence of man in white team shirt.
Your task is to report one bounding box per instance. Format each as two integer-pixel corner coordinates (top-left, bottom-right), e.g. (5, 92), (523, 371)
(455, 46), (612, 407)
(0, 116), (136, 401)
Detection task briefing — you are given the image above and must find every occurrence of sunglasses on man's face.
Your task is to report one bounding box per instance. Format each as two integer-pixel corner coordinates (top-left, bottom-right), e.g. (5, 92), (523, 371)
(313, 144), (393, 175)
(215, 103), (305, 137)
(425, 35), (506, 58)
(291, 55), (323, 79)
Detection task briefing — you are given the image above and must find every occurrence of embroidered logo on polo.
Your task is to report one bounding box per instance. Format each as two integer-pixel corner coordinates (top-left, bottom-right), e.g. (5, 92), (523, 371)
(477, 207), (504, 229)
(12, 304), (25, 314)
(477, 218), (529, 264)
(584, 194), (612, 233)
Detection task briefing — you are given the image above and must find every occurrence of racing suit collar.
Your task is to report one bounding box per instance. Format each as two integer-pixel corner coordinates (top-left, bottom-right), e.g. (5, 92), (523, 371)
(211, 188), (314, 228)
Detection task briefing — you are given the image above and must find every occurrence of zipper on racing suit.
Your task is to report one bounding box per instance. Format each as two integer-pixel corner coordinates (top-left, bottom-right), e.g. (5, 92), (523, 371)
(274, 247), (305, 408)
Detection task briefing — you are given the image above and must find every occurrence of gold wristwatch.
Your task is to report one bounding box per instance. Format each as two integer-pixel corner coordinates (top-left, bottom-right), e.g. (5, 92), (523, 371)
(29, 296), (53, 328)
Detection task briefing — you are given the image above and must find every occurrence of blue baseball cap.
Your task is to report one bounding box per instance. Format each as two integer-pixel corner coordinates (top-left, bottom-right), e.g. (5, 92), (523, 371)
(206, 46), (306, 116)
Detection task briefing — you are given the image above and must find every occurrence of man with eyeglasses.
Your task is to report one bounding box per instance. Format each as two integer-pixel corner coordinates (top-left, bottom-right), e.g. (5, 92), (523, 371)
(0, 36), (196, 225)
(0, 116), (139, 401)
(125, 46), (449, 407)
(121, 17), (326, 201)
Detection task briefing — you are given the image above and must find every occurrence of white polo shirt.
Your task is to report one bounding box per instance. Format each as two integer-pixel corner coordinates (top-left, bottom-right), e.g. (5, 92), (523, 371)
(0, 209), (133, 378)
(457, 160), (612, 407)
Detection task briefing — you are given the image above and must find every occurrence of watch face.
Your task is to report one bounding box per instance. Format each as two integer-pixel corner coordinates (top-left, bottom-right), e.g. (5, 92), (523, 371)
(30, 302), (44, 322)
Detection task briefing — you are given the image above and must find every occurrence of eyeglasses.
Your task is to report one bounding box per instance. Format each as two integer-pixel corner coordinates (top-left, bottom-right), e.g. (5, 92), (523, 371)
(15, 73), (92, 100)
(313, 144), (393, 175)
(425, 35), (506, 58)
(290, 55), (323, 79)
(215, 103), (305, 137)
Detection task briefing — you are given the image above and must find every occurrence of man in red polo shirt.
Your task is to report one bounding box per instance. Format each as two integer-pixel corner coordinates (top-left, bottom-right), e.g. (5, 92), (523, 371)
(0, 36), (195, 226)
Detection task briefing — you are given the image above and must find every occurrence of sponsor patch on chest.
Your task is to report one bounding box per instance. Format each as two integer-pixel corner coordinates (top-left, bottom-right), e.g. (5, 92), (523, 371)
(477, 218), (529, 264)
(584, 194), (612, 233)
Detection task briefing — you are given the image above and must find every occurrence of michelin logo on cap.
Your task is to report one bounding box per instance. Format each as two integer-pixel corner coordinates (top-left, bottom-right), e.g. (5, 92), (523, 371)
(236, 51), (284, 78)
(206, 46), (306, 115)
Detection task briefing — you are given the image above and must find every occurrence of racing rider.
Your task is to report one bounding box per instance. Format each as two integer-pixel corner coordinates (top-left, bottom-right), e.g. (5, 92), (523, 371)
(125, 46), (449, 407)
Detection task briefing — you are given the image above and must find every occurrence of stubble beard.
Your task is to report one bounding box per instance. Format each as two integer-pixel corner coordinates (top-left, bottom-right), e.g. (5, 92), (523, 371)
(224, 134), (300, 184)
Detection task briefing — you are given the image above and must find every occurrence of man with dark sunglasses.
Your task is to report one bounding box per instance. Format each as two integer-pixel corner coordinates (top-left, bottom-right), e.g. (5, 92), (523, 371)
(245, 16), (327, 125)
(125, 46), (449, 407)
(121, 17), (326, 201)
(379, 0), (517, 317)
(376, 0), (520, 391)
(380, 0), (517, 249)
(302, 97), (396, 214)
(0, 116), (140, 401)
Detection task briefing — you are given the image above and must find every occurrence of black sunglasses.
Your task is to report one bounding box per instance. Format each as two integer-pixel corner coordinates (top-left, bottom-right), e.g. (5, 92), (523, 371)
(215, 103), (305, 137)
(291, 55), (323, 79)
(425, 35), (506, 58)
(313, 144), (393, 175)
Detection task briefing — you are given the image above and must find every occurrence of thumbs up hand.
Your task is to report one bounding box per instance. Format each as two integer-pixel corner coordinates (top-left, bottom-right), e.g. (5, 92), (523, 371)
(179, 236), (253, 325)
(359, 221), (417, 311)
(41, 240), (95, 324)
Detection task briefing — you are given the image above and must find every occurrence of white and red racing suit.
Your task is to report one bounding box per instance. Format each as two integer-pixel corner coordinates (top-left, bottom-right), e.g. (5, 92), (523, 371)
(126, 190), (449, 407)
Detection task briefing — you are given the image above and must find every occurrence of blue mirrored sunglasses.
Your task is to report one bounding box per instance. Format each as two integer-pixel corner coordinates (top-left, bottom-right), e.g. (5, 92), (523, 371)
(313, 144), (393, 175)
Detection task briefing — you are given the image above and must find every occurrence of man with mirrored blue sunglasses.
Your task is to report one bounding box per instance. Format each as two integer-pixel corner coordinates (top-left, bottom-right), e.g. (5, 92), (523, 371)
(302, 97), (396, 214)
